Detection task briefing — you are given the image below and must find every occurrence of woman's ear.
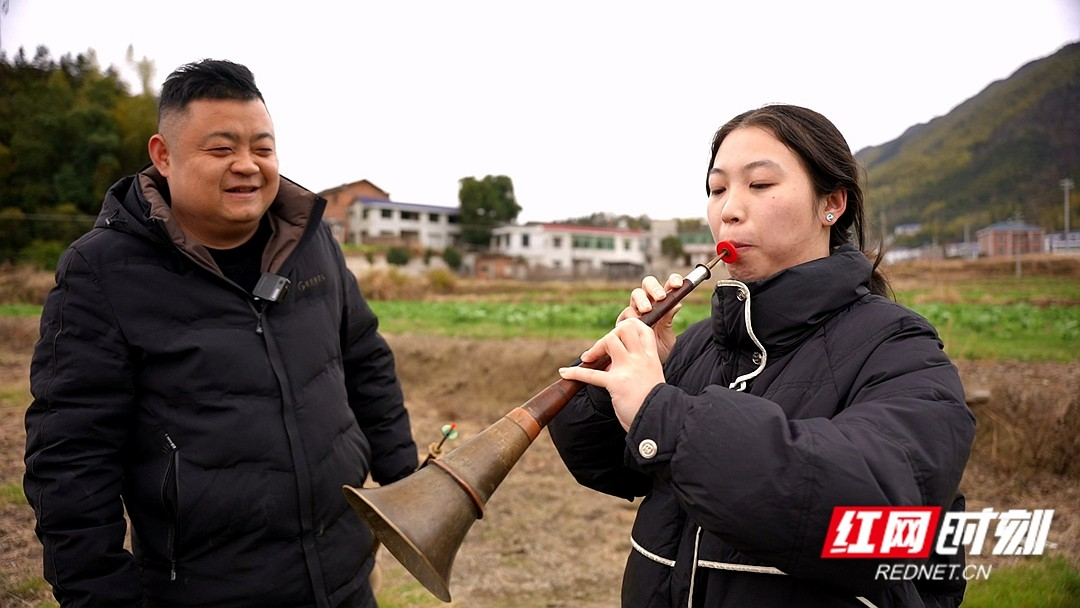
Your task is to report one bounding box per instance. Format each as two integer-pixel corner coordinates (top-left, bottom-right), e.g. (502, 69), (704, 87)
(823, 188), (848, 225)
(148, 134), (171, 177)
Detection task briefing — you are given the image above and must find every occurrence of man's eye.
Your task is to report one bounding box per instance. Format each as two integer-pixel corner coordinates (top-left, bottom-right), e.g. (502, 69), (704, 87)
(256, 148), (275, 156)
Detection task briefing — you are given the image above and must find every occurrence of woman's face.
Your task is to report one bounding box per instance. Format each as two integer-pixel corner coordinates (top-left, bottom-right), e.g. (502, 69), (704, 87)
(707, 126), (844, 282)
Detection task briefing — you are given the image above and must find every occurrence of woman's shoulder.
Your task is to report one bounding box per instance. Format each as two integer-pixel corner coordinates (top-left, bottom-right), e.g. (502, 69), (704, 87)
(830, 292), (943, 348)
(853, 293), (934, 325)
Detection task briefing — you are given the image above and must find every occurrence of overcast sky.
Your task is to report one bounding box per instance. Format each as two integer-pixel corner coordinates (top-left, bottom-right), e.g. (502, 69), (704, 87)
(3, 1), (1078, 223)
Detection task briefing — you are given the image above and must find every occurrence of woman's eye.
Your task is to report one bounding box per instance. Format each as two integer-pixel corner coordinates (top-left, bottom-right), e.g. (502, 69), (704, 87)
(750, 182), (773, 190)
(709, 186), (726, 196)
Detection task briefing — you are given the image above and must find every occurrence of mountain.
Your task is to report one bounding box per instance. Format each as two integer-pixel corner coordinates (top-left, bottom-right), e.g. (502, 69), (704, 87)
(856, 42), (1080, 245)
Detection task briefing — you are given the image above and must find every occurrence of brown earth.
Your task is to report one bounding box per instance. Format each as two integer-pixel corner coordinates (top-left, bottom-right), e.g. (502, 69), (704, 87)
(2, 264), (1079, 607)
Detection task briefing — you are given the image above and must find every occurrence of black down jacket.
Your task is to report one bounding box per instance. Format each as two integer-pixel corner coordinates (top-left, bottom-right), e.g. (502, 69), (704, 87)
(25, 167), (417, 608)
(548, 247), (976, 608)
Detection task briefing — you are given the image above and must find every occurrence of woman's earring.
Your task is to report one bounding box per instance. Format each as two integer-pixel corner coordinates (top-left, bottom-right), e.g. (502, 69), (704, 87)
(826, 213), (835, 223)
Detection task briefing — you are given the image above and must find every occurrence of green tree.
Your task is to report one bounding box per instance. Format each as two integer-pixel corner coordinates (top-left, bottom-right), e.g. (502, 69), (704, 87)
(458, 175), (520, 248)
(441, 246), (463, 271)
(660, 235), (684, 260)
(0, 46), (158, 263)
(560, 212), (651, 230)
(386, 246), (410, 266)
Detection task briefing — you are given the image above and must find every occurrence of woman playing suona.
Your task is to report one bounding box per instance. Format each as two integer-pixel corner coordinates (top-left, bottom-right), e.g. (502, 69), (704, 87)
(549, 104), (976, 608)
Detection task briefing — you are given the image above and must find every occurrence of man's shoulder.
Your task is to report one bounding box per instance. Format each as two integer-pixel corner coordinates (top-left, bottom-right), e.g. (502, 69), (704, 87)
(67, 224), (148, 263)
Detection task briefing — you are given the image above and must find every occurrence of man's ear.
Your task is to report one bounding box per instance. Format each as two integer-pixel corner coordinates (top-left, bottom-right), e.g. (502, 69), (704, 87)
(148, 134), (171, 177)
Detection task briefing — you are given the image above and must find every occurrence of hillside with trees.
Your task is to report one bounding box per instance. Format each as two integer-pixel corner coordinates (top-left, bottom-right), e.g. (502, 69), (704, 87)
(858, 41), (1079, 246)
(0, 46), (158, 265)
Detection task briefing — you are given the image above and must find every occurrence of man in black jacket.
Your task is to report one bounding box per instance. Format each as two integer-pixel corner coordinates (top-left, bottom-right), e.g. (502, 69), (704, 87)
(24, 59), (417, 607)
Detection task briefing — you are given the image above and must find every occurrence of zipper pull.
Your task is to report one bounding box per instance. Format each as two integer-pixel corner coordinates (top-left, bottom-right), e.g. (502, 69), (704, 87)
(254, 298), (267, 334)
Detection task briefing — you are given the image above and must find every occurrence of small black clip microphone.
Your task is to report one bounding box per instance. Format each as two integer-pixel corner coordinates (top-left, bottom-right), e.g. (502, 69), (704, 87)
(253, 272), (290, 302)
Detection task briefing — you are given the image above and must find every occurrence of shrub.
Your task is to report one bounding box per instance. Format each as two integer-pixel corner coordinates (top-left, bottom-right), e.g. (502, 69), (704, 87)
(386, 247), (410, 266)
(357, 267), (426, 301)
(18, 240), (68, 271)
(425, 268), (458, 294)
(441, 247), (463, 271)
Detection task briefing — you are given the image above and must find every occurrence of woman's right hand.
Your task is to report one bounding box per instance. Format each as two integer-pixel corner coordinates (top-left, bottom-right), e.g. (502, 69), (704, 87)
(616, 273), (685, 364)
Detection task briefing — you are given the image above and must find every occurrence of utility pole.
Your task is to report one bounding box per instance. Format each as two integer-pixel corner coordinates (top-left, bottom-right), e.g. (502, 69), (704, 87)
(1011, 212), (1023, 280)
(1061, 178), (1074, 245)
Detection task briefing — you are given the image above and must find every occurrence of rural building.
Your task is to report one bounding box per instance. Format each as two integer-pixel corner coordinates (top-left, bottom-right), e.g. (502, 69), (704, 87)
(348, 198), (462, 251)
(317, 180), (391, 244)
(317, 180), (462, 251)
(1044, 231), (1080, 255)
(976, 220), (1045, 257)
(490, 222), (647, 279)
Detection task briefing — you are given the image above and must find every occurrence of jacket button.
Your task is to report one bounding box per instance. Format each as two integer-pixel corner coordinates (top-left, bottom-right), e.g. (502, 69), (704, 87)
(752, 351), (763, 365)
(638, 439), (658, 459)
(736, 289), (748, 301)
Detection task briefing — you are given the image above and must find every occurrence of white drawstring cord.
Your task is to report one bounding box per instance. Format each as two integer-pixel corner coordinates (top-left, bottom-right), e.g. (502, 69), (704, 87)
(629, 535), (675, 567)
(688, 527), (703, 608)
(717, 279), (768, 392)
(630, 535), (882, 608)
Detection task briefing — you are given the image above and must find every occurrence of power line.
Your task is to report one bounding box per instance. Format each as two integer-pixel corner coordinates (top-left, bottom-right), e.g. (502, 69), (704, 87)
(2, 213), (99, 223)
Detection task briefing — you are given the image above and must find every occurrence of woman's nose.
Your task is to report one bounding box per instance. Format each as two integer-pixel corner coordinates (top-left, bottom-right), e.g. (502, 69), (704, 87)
(720, 192), (742, 223)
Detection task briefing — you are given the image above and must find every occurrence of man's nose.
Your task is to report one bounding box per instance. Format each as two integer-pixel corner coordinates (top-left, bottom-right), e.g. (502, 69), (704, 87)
(231, 150), (260, 174)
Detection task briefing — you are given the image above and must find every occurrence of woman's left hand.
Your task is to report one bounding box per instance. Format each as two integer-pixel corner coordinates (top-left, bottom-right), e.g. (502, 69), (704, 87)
(558, 318), (666, 431)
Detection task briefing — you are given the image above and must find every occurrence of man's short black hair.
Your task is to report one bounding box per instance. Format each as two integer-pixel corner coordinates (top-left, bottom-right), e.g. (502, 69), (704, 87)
(158, 59), (265, 125)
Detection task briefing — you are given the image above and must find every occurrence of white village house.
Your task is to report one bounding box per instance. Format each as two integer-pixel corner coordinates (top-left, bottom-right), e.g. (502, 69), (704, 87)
(489, 222), (648, 279)
(346, 197), (462, 251)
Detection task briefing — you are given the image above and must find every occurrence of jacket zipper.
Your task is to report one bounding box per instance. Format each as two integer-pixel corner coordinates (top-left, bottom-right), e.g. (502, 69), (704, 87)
(162, 433), (181, 581)
(254, 299), (270, 334)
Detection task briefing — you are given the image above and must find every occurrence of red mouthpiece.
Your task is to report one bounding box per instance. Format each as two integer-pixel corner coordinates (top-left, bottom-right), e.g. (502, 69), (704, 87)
(715, 241), (739, 263)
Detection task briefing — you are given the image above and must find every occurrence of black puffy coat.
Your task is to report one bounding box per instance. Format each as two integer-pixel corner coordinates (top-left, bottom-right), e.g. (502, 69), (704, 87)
(25, 168), (417, 608)
(549, 247), (976, 608)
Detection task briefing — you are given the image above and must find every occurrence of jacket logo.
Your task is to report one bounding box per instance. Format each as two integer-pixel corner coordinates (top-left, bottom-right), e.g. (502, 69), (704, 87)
(297, 274), (327, 292)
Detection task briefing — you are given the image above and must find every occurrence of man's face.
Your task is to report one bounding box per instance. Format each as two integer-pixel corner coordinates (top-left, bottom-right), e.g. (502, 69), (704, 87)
(149, 98), (280, 248)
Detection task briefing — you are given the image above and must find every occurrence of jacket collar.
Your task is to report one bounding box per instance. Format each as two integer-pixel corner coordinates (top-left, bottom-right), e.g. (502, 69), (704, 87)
(711, 245), (872, 354)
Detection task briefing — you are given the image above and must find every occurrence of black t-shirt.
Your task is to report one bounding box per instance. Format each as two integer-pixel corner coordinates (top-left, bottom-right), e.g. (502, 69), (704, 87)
(206, 216), (272, 294)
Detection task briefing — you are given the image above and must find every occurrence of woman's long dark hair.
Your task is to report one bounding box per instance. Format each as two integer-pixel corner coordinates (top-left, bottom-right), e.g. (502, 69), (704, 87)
(707, 104), (891, 297)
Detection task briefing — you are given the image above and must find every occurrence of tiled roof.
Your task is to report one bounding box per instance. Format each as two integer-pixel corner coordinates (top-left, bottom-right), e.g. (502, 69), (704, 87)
(977, 221), (1044, 233)
(355, 197), (459, 214)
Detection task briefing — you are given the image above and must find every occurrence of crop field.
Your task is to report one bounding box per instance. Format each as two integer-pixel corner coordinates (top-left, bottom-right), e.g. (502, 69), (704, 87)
(2, 256), (1079, 607)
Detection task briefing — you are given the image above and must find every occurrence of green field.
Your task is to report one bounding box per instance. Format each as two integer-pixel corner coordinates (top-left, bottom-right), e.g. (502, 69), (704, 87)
(961, 556), (1080, 608)
(365, 297), (1079, 361)
(4, 276), (1078, 360)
